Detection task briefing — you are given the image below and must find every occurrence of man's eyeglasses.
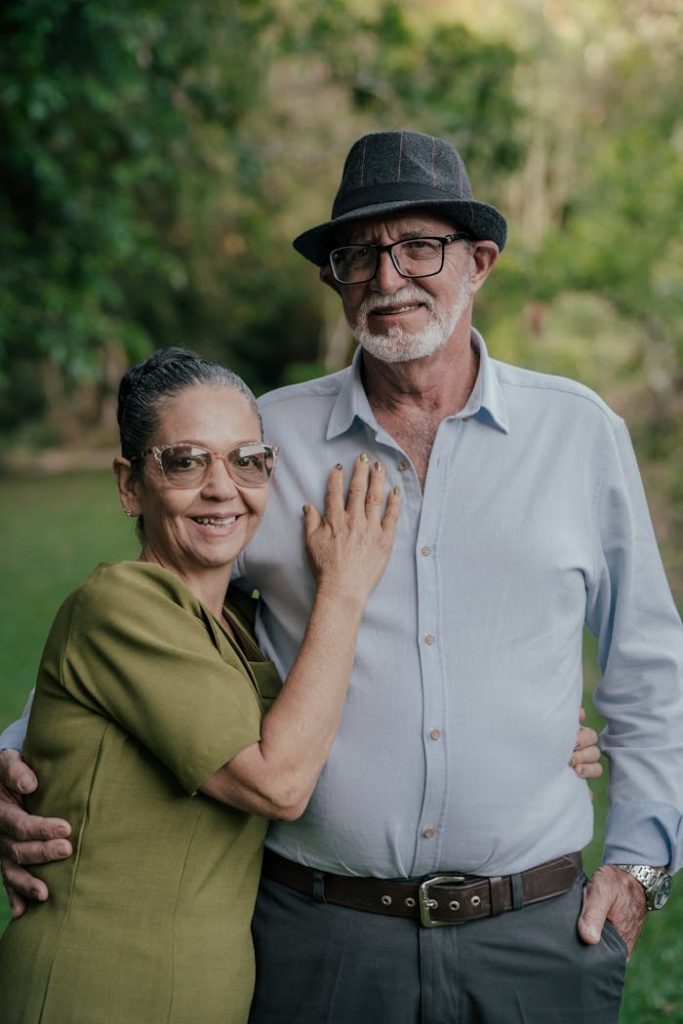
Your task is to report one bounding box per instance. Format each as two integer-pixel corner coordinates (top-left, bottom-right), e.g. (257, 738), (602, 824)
(328, 233), (471, 285)
(134, 442), (279, 489)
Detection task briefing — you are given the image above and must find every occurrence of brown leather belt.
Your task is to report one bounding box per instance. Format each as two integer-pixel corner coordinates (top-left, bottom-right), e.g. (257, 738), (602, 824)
(262, 849), (582, 928)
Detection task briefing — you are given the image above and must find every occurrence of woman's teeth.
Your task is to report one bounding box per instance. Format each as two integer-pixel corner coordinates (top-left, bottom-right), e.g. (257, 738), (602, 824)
(193, 516), (237, 527)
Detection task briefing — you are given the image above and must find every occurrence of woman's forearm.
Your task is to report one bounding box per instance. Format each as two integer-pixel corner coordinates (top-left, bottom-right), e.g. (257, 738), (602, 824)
(201, 457), (400, 819)
(201, 588), (365, 819)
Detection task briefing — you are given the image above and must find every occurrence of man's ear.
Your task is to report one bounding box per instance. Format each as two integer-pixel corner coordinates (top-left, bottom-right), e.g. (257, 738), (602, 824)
(319, 263), (343, 296)
(468, 241), (499, 295)
(113, 456), (142, 517)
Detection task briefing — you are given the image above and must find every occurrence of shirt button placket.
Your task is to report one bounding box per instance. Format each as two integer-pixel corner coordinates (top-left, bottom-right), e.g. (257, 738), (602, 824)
(414, 432), (449, 877)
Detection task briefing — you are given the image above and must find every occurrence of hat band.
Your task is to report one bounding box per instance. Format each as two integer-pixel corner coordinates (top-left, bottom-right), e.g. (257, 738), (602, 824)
(333, 182), (470, 218)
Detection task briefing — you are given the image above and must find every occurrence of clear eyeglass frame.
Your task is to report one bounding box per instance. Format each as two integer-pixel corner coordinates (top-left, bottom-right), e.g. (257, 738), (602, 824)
(134, 441), (279, 489)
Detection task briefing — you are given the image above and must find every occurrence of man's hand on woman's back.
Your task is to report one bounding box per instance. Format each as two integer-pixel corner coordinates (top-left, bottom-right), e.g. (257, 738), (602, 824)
(0, 749), (72, 918)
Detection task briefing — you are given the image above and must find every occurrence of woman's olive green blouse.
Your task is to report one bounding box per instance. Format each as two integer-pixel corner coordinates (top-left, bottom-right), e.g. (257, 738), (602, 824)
(0, 561), (281, 1024)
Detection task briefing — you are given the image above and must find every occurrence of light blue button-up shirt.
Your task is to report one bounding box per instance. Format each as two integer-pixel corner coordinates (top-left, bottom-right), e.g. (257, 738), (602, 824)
(235, 332), (683, 877)
(3, 334), (683, 877)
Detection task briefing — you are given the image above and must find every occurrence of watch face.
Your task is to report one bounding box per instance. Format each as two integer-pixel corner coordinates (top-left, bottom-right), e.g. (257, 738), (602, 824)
(651, 875), (672, 910)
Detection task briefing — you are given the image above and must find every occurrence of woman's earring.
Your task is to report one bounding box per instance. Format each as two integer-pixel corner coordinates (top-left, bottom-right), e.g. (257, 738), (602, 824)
(123, 507), (134, 517)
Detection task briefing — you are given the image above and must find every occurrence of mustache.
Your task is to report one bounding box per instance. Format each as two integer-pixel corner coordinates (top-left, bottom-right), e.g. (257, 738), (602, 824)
(358, 286), (435, 317)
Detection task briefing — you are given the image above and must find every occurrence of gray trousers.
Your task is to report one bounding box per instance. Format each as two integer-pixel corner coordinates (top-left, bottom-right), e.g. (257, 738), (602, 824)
(248, 874), (626, 1023)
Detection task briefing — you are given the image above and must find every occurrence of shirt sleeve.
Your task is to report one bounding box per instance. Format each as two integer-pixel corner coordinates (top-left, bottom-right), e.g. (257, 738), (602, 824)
(585, 418), (683, 871)
(57, 563), (263, 795)
(0, 691), (34, 752)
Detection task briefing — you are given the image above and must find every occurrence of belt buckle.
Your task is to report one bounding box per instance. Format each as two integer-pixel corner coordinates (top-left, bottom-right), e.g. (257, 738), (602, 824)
(418, 874), (467, 928)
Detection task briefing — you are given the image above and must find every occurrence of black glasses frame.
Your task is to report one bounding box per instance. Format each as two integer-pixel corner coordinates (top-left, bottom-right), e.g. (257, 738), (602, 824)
(328, 232), (471, 285)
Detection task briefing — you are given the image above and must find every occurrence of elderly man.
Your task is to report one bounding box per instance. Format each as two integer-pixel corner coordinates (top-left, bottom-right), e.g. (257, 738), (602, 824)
(2, 130), (682, 1023)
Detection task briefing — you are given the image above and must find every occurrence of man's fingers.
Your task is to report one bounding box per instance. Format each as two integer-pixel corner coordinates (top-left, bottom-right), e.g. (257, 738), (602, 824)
(577, 876), (610, 945)
(0, 801), (71, 845)
(6, 885), (28, 919)
(0, 857), (50, 902)
(578, 865), (647, 957)
(1, 836), (73, 865)
(0, 749), (38, 796)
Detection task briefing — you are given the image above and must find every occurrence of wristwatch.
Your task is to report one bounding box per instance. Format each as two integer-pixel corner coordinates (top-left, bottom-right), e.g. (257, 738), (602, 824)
(614, 865), (673, 910)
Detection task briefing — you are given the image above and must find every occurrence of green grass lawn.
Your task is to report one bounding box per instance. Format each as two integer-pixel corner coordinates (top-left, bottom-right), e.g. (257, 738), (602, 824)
(0, 470), (681, 1020)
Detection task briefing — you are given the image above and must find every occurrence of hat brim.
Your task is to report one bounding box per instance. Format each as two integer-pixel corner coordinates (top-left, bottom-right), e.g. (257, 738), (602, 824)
(293, 198), (507, 266)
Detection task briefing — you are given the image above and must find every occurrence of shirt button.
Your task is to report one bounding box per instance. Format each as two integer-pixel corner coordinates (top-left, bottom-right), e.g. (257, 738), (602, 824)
(397, 459), (409, 472)
(429, 729), (441, 741)
(424, 634), (436, 646)
(421, 546), (431, 557)
(422, 827), (435, 839)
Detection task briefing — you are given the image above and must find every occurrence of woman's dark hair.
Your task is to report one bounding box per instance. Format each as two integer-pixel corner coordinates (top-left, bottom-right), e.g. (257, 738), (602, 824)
(117, 347), (261, 463)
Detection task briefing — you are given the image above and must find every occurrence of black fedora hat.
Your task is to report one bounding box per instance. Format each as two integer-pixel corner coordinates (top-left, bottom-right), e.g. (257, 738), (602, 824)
(293, 129), (507, 266)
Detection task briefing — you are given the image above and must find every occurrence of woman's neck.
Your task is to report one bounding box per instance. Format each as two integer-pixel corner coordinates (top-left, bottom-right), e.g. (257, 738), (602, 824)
(138, 548), (232, 619)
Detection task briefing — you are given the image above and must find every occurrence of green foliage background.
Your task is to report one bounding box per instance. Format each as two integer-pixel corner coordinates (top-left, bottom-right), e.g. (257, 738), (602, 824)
(1, 0), (681, 585)
(1, 0), (682, 1019)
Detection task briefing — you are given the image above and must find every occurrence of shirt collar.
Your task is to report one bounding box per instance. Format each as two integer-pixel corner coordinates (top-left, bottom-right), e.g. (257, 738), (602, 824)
(326, 328), (509, 441)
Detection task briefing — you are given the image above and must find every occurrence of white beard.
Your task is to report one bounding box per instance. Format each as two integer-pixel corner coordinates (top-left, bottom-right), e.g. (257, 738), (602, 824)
(351, 276), (472, 364)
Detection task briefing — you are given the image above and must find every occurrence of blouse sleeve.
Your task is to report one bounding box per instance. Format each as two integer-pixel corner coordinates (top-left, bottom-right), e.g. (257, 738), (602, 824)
(57, 562), (263, 794)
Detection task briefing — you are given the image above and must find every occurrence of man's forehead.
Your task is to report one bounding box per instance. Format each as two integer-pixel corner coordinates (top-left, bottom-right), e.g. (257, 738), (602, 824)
(338, 211), (458, 244)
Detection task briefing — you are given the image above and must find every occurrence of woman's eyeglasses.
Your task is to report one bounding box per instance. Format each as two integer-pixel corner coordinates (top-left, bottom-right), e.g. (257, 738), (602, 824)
(134, 442), (279, 489)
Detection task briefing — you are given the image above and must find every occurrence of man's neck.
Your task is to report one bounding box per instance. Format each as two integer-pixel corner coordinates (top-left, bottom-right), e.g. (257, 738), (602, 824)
(362, 326), (479, 420)
(360, 325), (480, 488)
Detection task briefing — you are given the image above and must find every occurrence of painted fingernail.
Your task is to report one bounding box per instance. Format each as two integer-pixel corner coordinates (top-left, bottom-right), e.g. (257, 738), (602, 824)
(568, 755), (576, 768)
(373, 461), (382, 472)
(302, 504), (310, 514)
(335, 463), (343, 471)
(393, 485), (401, 496)
(359, 453), (370, 463)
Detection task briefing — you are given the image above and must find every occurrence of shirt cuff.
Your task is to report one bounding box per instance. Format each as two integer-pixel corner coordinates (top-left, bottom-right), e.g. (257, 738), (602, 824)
(0, 717), (28, 753)
(0, 691), (33, 753)
(602, 800), (683, 873)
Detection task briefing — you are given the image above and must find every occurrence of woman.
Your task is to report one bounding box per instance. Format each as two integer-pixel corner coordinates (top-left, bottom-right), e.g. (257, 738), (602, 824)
(0, 347), (401, 1024)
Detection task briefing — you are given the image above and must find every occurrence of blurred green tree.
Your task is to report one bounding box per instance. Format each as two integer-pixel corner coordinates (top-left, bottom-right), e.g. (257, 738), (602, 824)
(0, 0), (521, 440)
(0, 0), (282, 436)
